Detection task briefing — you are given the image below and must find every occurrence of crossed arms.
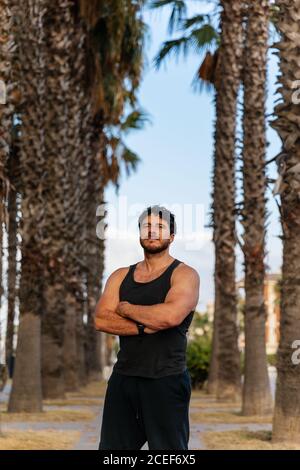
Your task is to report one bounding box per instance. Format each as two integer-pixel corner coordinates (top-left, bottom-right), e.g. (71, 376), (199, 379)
(94, 264), (200, 336)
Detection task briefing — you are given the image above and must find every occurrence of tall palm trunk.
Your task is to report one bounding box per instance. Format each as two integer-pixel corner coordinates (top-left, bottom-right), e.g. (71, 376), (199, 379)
(207, 239), (220, 394)
(271, 0), (300, 444)
(85, 152), (106, 379)
(5, 146), (19, 370)
(62, 8), (89, 392)
(41, 0), (77, 399)
(241, 0), (272, 416)
(0, 0), (14, 204)
(0, 1), (15, 359)
(8, 0), (47, 412)
(76, 109), (94, 387)
(213, 0), (243, 401)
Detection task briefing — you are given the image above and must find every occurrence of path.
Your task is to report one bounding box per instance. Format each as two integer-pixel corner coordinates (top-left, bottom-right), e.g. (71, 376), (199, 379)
(0, 368), (277, 450)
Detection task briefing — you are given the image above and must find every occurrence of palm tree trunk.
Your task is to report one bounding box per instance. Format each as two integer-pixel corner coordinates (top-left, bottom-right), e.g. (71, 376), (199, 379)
(0, 0), (15, 196)
(85, 162), (106, 379)
(241, 0), (273, 416)
(213, 0), (243, 401)
(41, 0), (77, 399)
(62, 9), (89, 392)
(271, 0), (300, 444)
(207, 254), (220, 394)
(8, 0), (46, 412)
(5, 147), (19, 370)
(0, 1), (16, 362)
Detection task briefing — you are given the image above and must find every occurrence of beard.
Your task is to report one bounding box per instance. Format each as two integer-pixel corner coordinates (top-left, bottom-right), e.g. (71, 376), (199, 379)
(139, 237), (171, 254)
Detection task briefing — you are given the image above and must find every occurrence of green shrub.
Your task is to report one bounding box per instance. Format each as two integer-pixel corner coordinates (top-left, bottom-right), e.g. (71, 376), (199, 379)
(267, 353), (277, 367)
(187, 335), (211, 390)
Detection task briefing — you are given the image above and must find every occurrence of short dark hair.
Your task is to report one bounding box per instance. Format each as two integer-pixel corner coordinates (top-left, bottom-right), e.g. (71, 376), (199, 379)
(138, 205), (177, 236)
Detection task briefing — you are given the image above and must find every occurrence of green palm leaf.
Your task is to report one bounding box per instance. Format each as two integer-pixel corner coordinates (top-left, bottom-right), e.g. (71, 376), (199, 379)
(153, 36), (190, 68)
(149, 0), (187, 34)
(120, 109), (152, 133)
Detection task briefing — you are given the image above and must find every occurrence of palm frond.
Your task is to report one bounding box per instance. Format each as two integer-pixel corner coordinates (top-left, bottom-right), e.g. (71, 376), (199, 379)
(190, 24), (220, 54)
(153, 36), (190, 69)
(149, 0), (187, 34)
(119, 146), (141, 178)
(120, 109), (152, 133)
(179, 14), (208, 30)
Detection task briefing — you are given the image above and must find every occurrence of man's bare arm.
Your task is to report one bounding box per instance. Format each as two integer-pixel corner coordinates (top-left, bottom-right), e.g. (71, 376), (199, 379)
(94, 308), (145, 336)
(116, 265), (200, 330)
(93, 268), (160, 336)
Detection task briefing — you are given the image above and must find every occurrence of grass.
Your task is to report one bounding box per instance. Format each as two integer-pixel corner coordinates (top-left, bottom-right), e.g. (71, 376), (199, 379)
(67, 380), (108, 399)
(190, 409), (272, 424)
(0, 378), (106, 449)
(0, 408), (95, 422)
(0, 429), (81, 450)
(203, 430), (300, 450)
(190, 399), (242, 410)
(43, 397), (103, 407)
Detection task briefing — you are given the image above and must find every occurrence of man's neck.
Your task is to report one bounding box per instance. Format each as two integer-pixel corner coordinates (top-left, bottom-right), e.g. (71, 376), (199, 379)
(141, 253), (174, 273)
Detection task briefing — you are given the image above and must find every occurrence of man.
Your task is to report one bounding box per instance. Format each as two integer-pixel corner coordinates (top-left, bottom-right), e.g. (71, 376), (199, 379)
(94, 205), (200, 450)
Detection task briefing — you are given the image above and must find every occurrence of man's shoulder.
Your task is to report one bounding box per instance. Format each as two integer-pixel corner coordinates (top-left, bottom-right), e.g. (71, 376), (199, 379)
(104, 266), (131, 289)
(110, 266), (131, 279)
(175, 261), (200, 281)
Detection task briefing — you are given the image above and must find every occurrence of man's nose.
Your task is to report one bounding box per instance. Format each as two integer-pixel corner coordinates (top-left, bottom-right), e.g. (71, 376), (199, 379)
(149, 231), (159, 238)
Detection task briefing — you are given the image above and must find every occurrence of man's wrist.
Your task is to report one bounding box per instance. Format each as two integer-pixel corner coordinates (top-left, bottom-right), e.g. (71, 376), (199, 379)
(136, 322), (146, 336)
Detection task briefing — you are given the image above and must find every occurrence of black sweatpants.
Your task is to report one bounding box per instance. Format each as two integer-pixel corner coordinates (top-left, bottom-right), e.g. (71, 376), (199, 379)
(98, 368), (192, 450)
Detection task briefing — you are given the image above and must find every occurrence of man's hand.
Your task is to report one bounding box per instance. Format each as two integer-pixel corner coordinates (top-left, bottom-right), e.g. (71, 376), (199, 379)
(116, 301), (131, 318)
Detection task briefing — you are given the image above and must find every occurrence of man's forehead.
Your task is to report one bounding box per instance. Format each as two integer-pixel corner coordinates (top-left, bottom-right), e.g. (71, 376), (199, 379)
(142, 215), (169, 224)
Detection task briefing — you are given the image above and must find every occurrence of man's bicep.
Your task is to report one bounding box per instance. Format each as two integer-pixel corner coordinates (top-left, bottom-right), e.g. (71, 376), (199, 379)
(164, 268), (200, 322)
(94, 269), (124, 319)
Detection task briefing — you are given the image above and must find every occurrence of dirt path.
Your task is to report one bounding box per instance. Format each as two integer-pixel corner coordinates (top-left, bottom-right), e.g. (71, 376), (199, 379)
(1, 379), (273, 450)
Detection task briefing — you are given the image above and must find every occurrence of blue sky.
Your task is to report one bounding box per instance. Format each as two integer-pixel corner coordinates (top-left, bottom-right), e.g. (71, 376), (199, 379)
(104, 2), (282, 311)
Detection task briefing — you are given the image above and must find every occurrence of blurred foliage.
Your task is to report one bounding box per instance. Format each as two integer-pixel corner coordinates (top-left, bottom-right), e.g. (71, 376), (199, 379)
(187, 334), (211, 390)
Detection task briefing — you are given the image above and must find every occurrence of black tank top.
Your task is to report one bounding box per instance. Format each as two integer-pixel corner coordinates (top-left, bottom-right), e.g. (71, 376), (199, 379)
(112, 258), (195, 378)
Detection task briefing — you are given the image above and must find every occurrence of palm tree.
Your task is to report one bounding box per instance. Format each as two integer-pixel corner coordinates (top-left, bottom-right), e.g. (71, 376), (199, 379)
(0, 1), (16, 359)
(212, 0), (243, 401)
(4, 0), (23, 379)
(61, 4), (97, 391)
(5, 138), (20, 372)
(240, 0), (273, 415)
(40, 0), (78, 399)
(0, 0), (15, 210)
(271, 0), (300, 444)
(8, 0), (47, 412)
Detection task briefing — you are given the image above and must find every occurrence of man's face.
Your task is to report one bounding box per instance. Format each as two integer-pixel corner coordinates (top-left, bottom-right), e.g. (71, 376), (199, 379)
(139, 214), (174, 254)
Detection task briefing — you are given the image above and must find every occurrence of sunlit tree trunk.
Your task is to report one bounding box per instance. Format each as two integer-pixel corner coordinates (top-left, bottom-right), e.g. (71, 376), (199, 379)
(207, 253), (220, 394)
(0, 1), (16, 363)
(41, 0), (76, 399)
(8, 0), (46, 412)
(271, 0), (300, 444)
(241, 0), (273, 416)
(214, 0), (243, 401)
(5, 145), (19, 370)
